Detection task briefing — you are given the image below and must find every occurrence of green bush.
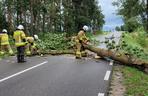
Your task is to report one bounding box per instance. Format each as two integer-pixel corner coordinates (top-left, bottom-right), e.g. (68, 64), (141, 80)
(135, 27), (147, 47)
(120, 30), (148, 61)
(37, 32), (73, 50)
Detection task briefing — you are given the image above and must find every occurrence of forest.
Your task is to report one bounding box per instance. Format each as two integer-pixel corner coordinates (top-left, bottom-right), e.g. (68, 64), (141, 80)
(0, 0), (104, 35)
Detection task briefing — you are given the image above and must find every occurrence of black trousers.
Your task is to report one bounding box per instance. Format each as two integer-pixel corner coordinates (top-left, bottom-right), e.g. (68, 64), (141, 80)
(17, 46), (25, 62)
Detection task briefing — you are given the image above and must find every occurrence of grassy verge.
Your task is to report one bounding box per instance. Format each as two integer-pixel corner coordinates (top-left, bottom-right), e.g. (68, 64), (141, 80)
(121, 66), (148, 96)
(120, 28), (148, 61)
(113, 27), (148, 96)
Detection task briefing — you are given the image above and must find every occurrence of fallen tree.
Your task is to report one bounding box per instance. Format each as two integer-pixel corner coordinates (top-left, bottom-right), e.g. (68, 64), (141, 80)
(39, 44), (148, 73)
(83, 44), (148, 73)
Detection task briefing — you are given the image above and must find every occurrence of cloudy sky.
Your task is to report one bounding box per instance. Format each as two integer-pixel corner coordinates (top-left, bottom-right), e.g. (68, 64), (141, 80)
(98, 0), (124, 31)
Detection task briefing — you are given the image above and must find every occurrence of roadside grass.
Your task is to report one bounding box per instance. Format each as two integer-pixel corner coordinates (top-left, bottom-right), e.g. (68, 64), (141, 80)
(121, 66), (148, 96)
(117, 28), (148, 96)
(121, 31), (148, 61)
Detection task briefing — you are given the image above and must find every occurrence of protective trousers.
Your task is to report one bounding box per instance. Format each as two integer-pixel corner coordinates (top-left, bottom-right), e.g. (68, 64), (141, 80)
(17, 46), (25, 62)
(0, 45), (13, 55)
(25, 43), (31, 56)
(25, 42), (38, 55)
(76, 41), (82, 58)
(30, 43), (38, 55)
(75, 41), (87, 58)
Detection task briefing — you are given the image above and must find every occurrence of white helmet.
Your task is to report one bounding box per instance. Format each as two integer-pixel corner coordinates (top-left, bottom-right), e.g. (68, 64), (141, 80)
(2, 29), (7, 33)
(83, 25), (89, 31)
(34, 34), (39, 40)
(17, 25), (24, 30)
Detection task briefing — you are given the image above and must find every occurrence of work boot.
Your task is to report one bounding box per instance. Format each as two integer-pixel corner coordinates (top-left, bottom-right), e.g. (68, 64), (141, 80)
(76, 56), (81, 59)
(20, 55), (26, 63)
(17, 55), (22, 63)
(76, 51), (81, 59)
(81, 51), (87, 57)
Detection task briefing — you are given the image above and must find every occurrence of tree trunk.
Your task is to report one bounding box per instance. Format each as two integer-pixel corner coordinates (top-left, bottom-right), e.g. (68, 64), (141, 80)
(83, 44), (148, 73)
(30, 0), (35, 35)
(7, 3), (14, 33)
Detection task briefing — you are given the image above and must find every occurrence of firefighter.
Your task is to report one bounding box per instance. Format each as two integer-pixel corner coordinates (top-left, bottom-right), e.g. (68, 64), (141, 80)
(25, 36), (33, 56)
(0, 29), (13, 55)
(75, 25), (89, 59)
(26, 35), (39, 55)
(13, 25), (27, 63)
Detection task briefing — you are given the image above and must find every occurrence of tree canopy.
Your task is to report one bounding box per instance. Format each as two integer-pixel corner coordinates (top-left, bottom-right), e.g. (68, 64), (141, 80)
(113, 0), (147, 32)
(0, 0), (105, 35)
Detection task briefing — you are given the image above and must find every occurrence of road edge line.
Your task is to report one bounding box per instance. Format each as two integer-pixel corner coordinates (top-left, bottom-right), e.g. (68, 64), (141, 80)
(98, 93), (105, 96)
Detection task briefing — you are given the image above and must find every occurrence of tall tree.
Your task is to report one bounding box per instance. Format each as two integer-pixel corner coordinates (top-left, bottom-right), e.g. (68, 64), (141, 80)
(0, 0), (104, 35)
(113, 0), (147, 32)
(0, 1), (7, 31)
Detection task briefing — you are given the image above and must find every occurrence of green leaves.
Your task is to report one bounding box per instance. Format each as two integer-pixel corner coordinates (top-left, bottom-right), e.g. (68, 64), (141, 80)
(37, 33), (72, 50)
(105, 38), (117, 50)
(113, 0), (147, 32)
(120, 32), (148, 60)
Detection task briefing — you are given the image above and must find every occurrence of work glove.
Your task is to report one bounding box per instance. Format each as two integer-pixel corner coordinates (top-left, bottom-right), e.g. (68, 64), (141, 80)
(86, 42), (92, 45)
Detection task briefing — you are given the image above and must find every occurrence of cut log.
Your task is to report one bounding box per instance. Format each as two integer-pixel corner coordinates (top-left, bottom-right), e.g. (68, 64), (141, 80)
(39, 45), (148, 73)
(83, 44), (148, 73)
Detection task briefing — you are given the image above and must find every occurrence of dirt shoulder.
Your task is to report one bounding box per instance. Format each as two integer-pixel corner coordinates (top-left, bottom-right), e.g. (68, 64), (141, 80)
(109, 65), (126, 96)
(109, 64), (148, 96)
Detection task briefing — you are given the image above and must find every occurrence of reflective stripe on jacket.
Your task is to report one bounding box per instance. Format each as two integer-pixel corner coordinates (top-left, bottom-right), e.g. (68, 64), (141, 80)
(13, 30), (26, 47)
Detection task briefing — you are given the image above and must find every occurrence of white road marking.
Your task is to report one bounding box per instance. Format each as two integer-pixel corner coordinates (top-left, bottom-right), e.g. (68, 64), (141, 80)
(0, 61), (48, 83)
(104, 71), (111, 81)
(98, 93), (104, 96)
(109, 61), (113, 66)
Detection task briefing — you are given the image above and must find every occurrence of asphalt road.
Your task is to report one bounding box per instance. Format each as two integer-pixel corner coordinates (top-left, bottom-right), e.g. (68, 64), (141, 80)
(0, 55), (113, 96)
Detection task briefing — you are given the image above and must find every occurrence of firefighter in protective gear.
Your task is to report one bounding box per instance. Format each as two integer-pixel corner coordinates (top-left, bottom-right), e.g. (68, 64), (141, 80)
(26, 35), (38, 55)
(75, 25), (89, 59)
(13, 25), (27, 63)
(0, 29), (13, 55)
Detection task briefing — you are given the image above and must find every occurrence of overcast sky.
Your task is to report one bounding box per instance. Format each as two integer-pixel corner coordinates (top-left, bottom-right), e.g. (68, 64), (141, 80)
(98, 0), (124, 31)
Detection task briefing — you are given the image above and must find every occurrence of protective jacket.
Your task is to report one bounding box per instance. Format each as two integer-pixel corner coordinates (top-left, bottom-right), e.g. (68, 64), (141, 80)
(75, 30), (89, 58)
(26, 37), (34, 43)
(13, 30), (26, 47)
(0, 33), (9, 45)
(76, 30), (88, 43)
(26, 36), (37, 55)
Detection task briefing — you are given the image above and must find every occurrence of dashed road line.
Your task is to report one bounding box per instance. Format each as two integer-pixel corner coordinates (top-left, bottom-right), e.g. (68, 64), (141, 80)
(104, 71), (111, 81)
(98, 93), (105, 96)
(0, 61), (48, 83)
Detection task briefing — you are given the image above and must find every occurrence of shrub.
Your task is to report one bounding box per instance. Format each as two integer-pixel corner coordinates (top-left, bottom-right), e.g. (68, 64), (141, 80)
(37, 32), (73, 50)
